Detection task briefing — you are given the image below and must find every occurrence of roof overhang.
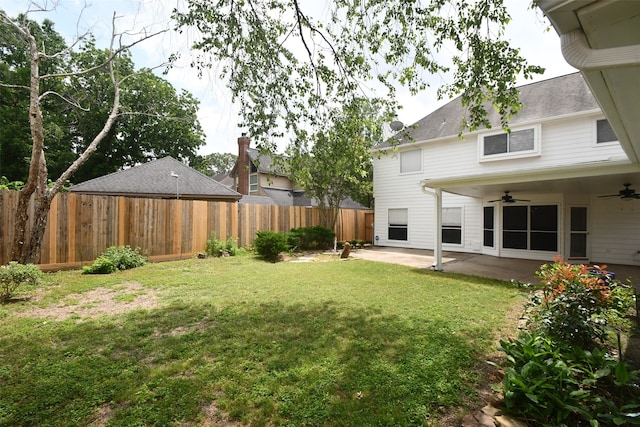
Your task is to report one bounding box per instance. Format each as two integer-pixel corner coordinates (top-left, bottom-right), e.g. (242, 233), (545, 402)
(421, 160), (640, 199)
(536, 0), (640, 163)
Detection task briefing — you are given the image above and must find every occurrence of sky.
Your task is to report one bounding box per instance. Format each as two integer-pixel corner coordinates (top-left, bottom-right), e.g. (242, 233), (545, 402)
(2, 0), (577, 156)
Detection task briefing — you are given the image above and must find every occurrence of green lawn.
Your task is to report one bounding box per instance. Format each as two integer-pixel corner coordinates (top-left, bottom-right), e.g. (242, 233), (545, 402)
(0, 254), (526, 426)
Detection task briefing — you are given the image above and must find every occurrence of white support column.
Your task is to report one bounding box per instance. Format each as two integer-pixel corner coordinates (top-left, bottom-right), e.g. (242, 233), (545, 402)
(421, 183), (443, 271)
(433, 188), (443, 271)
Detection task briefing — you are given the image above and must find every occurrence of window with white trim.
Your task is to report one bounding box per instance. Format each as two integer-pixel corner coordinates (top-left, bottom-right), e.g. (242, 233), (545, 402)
(480, 126), (540, 160)
(388, 208), (408, 241)
(502, 205), (557, 251)
(483, 206), (495, 248)
(596, 119), (617, 144)
(249, 173), (258, 192)
(400, 149), (422, 173)
(442, 207), (462, 244)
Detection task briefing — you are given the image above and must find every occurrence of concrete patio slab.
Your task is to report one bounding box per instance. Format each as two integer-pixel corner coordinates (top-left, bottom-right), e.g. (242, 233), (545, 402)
(350, 246), (640, 289)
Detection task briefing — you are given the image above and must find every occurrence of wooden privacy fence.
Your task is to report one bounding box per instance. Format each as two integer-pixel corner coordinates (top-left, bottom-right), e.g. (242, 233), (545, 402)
(0, 190), (373, 270)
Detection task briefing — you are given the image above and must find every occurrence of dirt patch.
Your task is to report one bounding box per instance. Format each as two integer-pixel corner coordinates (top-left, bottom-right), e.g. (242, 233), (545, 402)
(18, 282), (161, 321)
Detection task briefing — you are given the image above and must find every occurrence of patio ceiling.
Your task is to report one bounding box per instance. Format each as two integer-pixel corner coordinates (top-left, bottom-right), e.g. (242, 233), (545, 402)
(536, 0), (640, 163)
(421, 160), (640, 200)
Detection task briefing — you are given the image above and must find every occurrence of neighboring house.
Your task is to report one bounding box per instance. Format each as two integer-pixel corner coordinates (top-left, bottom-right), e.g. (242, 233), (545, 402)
(230, 134), (369, 209)
(70, 156), (242, 202)
(373, 72), (640, 268)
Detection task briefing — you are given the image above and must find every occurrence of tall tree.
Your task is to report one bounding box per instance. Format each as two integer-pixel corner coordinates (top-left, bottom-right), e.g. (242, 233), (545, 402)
(0, 21), (206, 184)
(288, 98), (385, 230)
(174, 0), (544, 151)
(0, 8), (175, 263)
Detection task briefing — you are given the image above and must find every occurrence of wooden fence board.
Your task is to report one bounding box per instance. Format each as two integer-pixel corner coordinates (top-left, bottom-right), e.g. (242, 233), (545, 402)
(0, 190), (372, 269)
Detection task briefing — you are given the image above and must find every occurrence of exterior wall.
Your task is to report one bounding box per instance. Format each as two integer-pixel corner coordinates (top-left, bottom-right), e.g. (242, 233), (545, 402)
(590, 197), (640, 266)
(373, 151), (482, 252)
(259, 174), (293, 191)
(408, 113), (627, 183)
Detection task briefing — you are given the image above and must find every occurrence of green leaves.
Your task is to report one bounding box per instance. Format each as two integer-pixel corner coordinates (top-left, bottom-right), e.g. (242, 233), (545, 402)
(174, 0), (543, 149)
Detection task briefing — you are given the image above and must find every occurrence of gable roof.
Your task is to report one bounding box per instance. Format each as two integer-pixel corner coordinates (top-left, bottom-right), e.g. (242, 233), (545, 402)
(379, 72), (599, 148)
(70, 157), (241, 201)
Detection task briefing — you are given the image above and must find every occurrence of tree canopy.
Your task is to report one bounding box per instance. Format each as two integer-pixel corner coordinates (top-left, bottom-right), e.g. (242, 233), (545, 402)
(0, 6), (201, 263)
(0, 15), (205, 184)
(174, 0), (544, 150)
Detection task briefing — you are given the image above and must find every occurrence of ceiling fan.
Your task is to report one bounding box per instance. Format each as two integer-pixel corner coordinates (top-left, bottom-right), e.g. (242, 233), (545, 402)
(598, 183), (640, 200)
(489, 191), (531, 203)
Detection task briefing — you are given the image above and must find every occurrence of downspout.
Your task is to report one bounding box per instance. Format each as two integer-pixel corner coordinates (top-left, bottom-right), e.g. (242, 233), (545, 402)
(561, 28), (640, 70)
(421, 184), (443, 271)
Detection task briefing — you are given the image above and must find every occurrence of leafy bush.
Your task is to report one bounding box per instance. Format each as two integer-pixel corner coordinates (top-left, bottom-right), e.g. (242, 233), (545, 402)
(82, 246), (147, 274)
(0, 262), (43, 301)
(529, 257), (634, 348)
(254, 230), (288, 262)
(226, 237), (239, 256)
(206, 233), (239, 257)
(206, 232), (227, 257)
(286, 226), (335, 251)
(493, 257), (640, 425)
(497, 332), (640, 425)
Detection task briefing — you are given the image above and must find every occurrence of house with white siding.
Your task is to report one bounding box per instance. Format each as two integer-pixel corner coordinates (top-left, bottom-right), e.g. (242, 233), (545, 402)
(373, 72), (640, 268)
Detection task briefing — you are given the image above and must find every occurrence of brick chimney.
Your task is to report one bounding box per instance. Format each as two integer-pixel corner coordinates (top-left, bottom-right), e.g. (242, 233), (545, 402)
(237, 133), (250, 195)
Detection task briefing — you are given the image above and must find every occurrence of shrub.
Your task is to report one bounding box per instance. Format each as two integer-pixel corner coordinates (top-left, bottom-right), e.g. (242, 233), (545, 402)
(205, 233), (239, 257)
(254, 230), (288, 262)
(286, 226), (335, 251)
(225, 237), (239, 256)
(497, 332), (640, 425)
(0, 262), (43, 301)
(493, 257), (640, 425)
(529, 257), (634, 348)
(206, 232), (227, 257)
(82, 246), (147, 274)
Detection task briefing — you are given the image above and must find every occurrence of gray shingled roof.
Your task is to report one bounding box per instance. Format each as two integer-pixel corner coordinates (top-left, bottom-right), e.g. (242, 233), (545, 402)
(247, 148), (288, 175)
(70, 157), (241, 201)
(379, 72), (599, 148)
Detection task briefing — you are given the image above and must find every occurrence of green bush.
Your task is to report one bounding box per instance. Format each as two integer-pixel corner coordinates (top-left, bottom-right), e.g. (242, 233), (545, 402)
(0, 262), (43, 301)
(206, 232), (227, 257)
(529, 258), (634, 348)
(286, 226), (335, 251)
(493, 257), (640, 425)
(82, 246), (147, 274)
(254, 230), (288, 262)
(226, 237), (239, 256)
(205, 233), (239, 257)
(497, 332), (640, 425)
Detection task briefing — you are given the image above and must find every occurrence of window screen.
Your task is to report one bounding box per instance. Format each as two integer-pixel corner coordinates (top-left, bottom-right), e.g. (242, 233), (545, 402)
(388, 208), (408, 241)
(597, 119), (617, 143)
(442, 207), (462, 244)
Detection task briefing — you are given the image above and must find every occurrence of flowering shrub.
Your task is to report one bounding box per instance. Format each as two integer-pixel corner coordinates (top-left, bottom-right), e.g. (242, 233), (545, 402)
(528, 256), (633, 348)
(495, 256), (640, 425)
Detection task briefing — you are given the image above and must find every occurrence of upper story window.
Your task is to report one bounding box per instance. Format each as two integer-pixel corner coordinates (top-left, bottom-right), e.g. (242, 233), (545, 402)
(400, 149), (422, 173)
(596, 119), (617, 144)
(479, 125), (540, 161)
(249, 173), (258, 192)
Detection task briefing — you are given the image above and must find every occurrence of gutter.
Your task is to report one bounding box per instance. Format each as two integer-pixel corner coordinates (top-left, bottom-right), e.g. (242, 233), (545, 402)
(561, 29), (640, 70)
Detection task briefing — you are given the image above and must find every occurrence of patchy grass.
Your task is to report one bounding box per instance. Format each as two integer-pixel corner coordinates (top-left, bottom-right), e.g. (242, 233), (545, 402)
(0, 254), (526, 426)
